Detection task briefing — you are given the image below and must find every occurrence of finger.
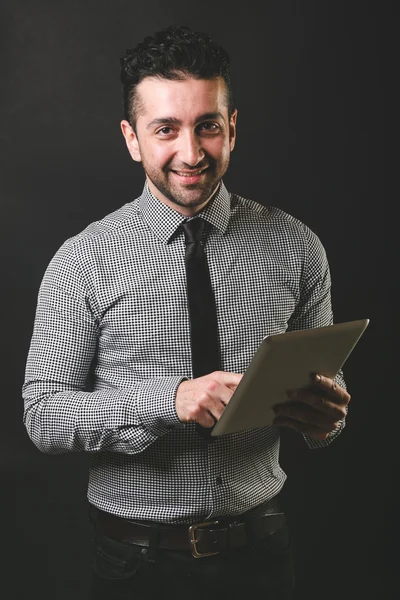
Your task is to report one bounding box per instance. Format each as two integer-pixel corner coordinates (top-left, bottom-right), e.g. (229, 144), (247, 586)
(209, 371), (243, 388)
(273, 416), (338, 438)
(209, 399), (228, 421)
(194, 382), (232, 425)
(285, 392), (347, 421)
(205, 410), (218, 427)
(201, 373), (242, 407)
(205, 379), (237, 405)
(198, 397), (228, 427)
(311, 374), (351, 405)
(226, 381), (241, 392)
(273, 401), (342, 428)
(198, 410), (219, 428)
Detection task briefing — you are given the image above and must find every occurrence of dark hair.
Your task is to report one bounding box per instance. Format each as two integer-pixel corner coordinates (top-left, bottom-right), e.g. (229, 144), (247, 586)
(120, 25), (234, 130)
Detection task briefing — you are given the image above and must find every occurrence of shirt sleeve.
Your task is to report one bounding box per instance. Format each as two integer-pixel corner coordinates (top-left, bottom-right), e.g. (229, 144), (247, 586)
(286, 224), (347, 449)
(22, 239), (185, 455)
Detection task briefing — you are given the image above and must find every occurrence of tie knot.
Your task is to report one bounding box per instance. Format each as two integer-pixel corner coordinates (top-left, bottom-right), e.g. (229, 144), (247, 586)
(181, 218), (205, 244)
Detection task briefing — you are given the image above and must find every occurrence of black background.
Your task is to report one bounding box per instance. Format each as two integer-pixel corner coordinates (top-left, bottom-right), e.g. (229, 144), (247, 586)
(1, 1), (396, 598)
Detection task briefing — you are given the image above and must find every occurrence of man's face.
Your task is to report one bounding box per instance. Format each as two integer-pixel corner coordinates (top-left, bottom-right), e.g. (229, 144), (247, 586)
(121, 76), (237, 216)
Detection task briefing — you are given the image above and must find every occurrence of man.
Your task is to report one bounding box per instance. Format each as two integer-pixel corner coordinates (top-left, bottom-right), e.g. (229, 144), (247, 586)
(23, 25), (350, 600)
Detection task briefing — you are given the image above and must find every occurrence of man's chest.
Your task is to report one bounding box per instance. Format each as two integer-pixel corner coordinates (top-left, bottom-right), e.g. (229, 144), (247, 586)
(93, 237), (300, 374)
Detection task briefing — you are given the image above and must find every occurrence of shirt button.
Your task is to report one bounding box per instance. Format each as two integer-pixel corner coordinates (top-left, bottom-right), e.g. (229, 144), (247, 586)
(216, 476), (223, 485)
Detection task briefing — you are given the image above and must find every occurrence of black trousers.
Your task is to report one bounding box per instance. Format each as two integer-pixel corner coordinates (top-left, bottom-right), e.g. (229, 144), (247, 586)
(89, 519), (295, 600)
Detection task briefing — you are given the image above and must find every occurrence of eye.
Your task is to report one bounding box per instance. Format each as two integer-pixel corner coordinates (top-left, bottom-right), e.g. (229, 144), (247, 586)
(198, 122), (220, 132)
(155, 126), (174, 136)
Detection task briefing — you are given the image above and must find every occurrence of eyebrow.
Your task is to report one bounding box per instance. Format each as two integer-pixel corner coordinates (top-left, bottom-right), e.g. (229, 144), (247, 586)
(146, 112), (225, 130)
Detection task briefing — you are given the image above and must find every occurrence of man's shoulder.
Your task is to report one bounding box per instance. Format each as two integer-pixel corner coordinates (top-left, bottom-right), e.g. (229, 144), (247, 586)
(230, 192), (310, 232)
(67, 197), (141, 247)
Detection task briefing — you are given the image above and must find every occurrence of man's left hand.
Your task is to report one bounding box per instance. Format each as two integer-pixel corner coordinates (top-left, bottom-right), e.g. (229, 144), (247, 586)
(272, 373), (350, 440)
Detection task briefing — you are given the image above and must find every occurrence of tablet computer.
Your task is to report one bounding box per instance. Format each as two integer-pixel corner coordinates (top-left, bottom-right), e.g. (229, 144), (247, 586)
(211, 318), (370, 436)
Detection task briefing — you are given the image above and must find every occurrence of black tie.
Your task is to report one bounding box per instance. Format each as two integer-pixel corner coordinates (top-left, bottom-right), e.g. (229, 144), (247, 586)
(181, 218), (220, 437)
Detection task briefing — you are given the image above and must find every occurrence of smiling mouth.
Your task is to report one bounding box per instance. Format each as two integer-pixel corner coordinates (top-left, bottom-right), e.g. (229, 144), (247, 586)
(171, 167), (208, 177)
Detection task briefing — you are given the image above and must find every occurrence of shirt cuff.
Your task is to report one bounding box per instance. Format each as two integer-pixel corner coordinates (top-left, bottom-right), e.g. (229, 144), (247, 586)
(303, 417), (346, 449)
(136, 376), (187, 436)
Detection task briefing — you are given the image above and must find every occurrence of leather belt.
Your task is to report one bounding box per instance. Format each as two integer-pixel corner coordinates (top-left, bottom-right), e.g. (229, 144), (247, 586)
(91, 501), (286, 559)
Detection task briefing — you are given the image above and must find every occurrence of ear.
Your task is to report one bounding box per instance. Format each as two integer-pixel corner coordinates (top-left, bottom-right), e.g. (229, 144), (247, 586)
(229, 109), (238, 152)
(120, 120), (142, 162)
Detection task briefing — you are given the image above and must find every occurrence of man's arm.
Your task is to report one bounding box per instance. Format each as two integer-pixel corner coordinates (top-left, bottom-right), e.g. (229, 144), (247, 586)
(275, 224), (348, 448)
(22, 239), (186, 455)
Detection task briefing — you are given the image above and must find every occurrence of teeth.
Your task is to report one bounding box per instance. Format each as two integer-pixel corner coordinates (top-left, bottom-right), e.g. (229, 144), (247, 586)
(175, 169), (204, 177)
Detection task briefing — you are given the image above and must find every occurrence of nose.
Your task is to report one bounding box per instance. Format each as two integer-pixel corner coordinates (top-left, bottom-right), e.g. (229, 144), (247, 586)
(176, 130), (205, 167)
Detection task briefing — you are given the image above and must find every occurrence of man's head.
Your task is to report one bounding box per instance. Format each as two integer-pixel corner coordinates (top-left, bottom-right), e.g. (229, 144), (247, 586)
(120, 25), (235, 131)
(120, 25), (237, 216)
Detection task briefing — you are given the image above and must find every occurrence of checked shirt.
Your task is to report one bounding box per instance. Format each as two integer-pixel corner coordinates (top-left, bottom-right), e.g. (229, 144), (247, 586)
(23, 181), (346, 523)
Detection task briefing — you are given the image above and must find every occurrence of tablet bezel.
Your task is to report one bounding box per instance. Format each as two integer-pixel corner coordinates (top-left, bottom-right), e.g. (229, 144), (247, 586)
(210, 318), (370, 437)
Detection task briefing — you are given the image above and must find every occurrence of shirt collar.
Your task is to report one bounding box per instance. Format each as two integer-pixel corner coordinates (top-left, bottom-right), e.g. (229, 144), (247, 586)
(137, 180), (231, 244)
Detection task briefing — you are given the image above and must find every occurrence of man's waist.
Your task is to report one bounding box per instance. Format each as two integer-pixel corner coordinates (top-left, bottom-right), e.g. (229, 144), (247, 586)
(89, 496), (286, 558)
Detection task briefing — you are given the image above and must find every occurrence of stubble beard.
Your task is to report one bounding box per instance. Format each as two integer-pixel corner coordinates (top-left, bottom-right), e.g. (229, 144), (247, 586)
(143, 158), (230, 210)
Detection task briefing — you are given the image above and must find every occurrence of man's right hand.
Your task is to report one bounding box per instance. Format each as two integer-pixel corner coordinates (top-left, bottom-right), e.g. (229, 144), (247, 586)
(175, 371), (243, 428)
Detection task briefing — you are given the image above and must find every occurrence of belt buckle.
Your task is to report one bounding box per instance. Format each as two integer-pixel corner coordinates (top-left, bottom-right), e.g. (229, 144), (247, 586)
(188, 520), (219, 558)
